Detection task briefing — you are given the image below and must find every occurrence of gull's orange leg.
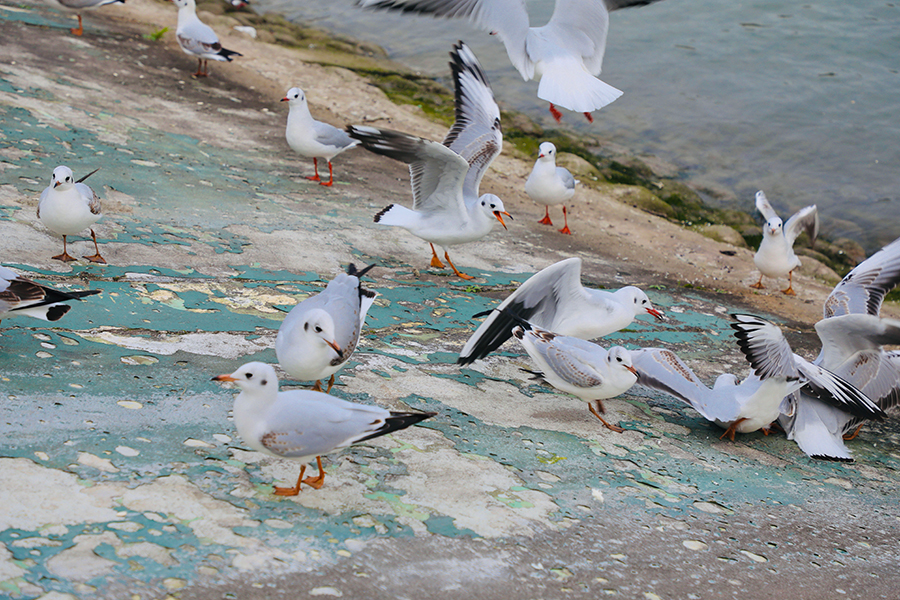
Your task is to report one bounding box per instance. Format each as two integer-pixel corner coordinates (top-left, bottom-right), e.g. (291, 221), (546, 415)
(538, 206), (553, 225)
(193, 59), (207, 78)
(749, 274), (765, 290)
(843, 424), (864, 441)
(781, 271), (797, 296)
(306, 158), (321, 182)
(558, 205), (572, 235)
(583, 112), (594, 123)
(589, 401), (624, 433)
(273, 465), (306, 496)
(83, 229), (106, 264)
(429, 243), (445, 268)
(325, 374), (336, 393)
(549, 103), (562, 123)
(320, 161), (334, 187)
(301, 456), (327, 489)
(444, 251), (474, 280)
(311, 380), (323, 392)
(52, 235), (77, 263)
(719, 418), (749, 442)
(71, 14), (84, 36)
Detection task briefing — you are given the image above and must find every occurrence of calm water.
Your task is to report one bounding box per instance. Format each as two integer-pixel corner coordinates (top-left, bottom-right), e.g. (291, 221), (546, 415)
(257, 0), (900, 251)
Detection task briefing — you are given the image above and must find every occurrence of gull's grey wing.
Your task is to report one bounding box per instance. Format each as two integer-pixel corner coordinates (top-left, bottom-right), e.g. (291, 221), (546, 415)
(356, 0), (533, 78)
(782, 395), (855, 462)
(0, 267), (100, 320)
(522, 329), (607, 389)
(75, 182), (101, 215)
(312, 121), (359, 151)
(731, 314), (799, 379)
(442, 42), (502, 199)
(754, 190), (779, 222)
(557, 167), (576, 191)
(458, 257), (594, 364)
(543, 0), (613, 75)
(629, 347), (723, 422)
(260, 393), (393, 458)
(177, 21), (221, 54)
(346, 125), (469, 217)
(57, 0), (122, 9)
(783, 205), (818, 247)
(814, 314), (900, 370)
(823, 236), (900, 319)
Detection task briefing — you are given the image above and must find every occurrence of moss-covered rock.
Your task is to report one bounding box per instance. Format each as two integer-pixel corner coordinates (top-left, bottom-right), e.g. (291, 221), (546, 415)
(694, 224), (748, 248)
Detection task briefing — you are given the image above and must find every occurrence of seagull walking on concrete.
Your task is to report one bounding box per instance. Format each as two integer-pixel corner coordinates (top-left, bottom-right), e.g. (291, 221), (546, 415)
(53, 0), (124, 36)
(172, 0), (242, 78)
(750, 190), (818, 295)
(276, 264), (377, 393)
(525, 141), (578, 234)
(458, 257), (664, 364)
(37, 166), (105, 264)
(0, 266), (100, 323)
(356, 0), (664, 122)
(282, 87), (360, 187)
(347, 41), (511, 280)
(513, 322), (637, 432)
(212, 362), (435, 495)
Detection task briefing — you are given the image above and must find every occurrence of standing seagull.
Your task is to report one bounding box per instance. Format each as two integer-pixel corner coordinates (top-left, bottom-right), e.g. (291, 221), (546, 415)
(282, 87), (360, 187)
(631, 347), (804, 440)
(0, 266), (100, 323)
(347, 41), (511, 280)
(37, 166), (105, 264)
(458, 257), (664, 365)
(212, 362), (435, 495)
(276, 264), (377, 393)
(53, 0), (124, 36)
(513, 322), (637, 432)
(172, 0), (242, 78)
(525, 141), (578, 234)
(356, 0), (664, 122)
(750, 190), (818, 295)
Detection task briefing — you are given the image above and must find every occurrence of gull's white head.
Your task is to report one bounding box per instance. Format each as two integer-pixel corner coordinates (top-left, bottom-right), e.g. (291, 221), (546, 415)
(171, 0), (195, 10)
(300, 308), (343, 359)
(479, 194), (512, 230)
(619, 286), (665, 321)
(50, 166), (75, 191)
(212, 362), (279, 395)
(537, 142), (557, 162)
(764, 217), (783, 237)
(713, 373), (740, 389)
(607, 346), (638, 377)
(281, 87), (308, 108)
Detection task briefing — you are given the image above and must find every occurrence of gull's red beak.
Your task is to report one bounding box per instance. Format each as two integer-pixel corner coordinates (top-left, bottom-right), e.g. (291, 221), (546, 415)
(211, 374), (238, 382)
(646, 307), (665, 321)
(326, 339), (343, 359)
(494, 211), (512, 230)
(53, 181), (62, 188)
(280, 97), (289, 102)
(626, 365), (638, 376)
(538, 153), (545, 158)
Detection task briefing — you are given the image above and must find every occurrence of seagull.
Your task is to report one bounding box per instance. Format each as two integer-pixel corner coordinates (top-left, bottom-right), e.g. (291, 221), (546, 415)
(525, 142), (578, 234)
(731, 313), (890, 461)
(458, 257), (664, 365)
(356, 0), (665, 122)
(212, 362), (436, 495)
(282, 87), (360, 187)
(630, 348), (804, 441)
(750, 190), (818, 295)
(276, 264), (377, 393)
(0, 266), (100, 323)
(37, 166), (105, 264)
(771, 236), (900, 461)
(224, 0), (249, 10)
(172, 0), (242, 78)
(347, 41), (511, 280)
(53, 0), (124, 36)
(513, 322), (637, 432)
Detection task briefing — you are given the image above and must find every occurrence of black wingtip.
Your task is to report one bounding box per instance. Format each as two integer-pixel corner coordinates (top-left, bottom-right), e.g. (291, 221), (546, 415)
(810, 454), (854, 463)
(374, 205), (393, 223)
(45, 304), (72, 322)
(357, 410), (437, 443)
(76, 167), (101, 184)
(347, 263), (377, 279)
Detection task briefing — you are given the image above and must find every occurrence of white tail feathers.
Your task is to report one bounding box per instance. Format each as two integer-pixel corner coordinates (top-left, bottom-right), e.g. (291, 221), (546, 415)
(537, 60), (623, 113)
(373, 204), (416, 228)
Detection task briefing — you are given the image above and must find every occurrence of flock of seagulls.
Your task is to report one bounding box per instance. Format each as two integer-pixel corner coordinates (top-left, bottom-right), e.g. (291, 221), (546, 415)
(14, 0), (900, 496)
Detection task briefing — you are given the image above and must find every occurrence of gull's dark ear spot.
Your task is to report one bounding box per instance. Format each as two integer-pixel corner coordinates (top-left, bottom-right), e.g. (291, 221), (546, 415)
(261, 379), (267, 386)
(304, 322), (309, 331)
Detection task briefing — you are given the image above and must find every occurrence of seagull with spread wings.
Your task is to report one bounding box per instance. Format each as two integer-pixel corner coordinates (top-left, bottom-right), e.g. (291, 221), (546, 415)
(750, 190), (819, 295)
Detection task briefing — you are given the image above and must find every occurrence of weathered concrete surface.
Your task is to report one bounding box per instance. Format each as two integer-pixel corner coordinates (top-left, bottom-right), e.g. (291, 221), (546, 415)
(0, 1), (898, 599)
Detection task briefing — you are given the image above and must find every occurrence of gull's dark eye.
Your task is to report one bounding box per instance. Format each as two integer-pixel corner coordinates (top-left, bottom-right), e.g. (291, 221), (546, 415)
(315, 326), (322, 333)
(245, 372), (253, 379)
